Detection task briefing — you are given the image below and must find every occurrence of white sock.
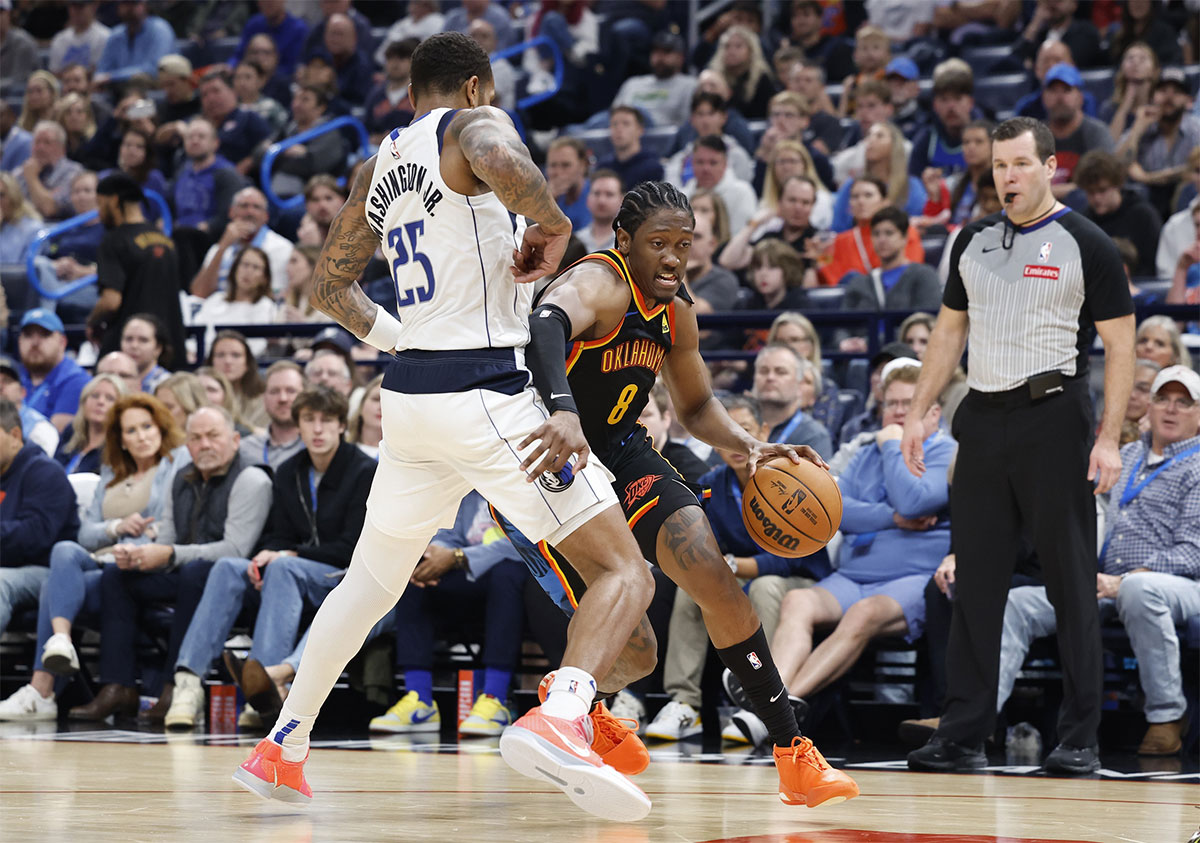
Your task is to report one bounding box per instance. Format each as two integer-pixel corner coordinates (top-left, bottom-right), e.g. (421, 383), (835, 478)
(541, 666), (596, 720)
(269, 703), (317, 763)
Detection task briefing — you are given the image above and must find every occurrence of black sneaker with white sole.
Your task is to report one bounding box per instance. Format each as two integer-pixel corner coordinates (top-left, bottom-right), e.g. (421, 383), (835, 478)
(1043, 743), (1100, 775)
(720, 669), (809, 728)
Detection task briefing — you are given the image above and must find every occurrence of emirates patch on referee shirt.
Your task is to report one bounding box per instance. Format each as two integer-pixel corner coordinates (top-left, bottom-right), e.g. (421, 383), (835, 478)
(1024, 264), (1060, 280)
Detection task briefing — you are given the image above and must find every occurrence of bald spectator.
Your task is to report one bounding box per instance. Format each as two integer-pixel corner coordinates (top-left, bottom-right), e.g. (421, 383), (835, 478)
(444, 0), (517, 51)
(11, 121), (84, 222)
(1042, 63), (1115, 200)
(1013, 41), (1098, 121)
(304, 0), (374, 59)
(612, 30), (698, 129)
(95, 0), (175, 85)
(48, 1), (110, 72)
(191, 187), (293, 298)
(168, 117), (244, 233)
(1118, 68), (1200, 221)
(304, 350), (352, 399)
(0, 1), (38, 83)
(234, 0), (309, 79)
(1014, 0), (1102, 69)
(320, 13), (373, 107)
(364, 38), (417, 145)
(95, 351), (143, 394)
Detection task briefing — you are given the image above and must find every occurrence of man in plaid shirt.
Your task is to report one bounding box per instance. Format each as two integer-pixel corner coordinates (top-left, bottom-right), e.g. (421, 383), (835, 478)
(994, 365), (1200, 759)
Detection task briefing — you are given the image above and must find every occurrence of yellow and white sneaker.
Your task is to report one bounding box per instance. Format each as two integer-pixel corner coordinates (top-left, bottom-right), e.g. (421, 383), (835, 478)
(459, 693), (512, 736)
(369, 691), (441, 734)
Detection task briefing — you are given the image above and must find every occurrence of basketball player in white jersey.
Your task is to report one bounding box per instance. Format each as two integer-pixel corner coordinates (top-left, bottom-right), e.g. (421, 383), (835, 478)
(233, 33), (656, 822)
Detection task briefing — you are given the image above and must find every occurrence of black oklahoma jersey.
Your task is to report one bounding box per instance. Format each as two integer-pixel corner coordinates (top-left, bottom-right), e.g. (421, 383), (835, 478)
(558, 249), (693, 473)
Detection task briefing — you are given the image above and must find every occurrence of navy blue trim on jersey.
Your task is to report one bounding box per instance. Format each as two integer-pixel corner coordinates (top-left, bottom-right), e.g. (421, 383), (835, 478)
(435, 109), (459, 155)
(382, 348), (529, 395)
(1004, 206), (1072, 234)
(465, 195), (493, 347)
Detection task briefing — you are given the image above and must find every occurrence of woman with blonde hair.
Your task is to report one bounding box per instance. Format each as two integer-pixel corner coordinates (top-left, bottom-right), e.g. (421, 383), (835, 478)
(55, 93), (96, 163)
(767, 311), (846, 438)
(346, 374), (384, 458)
(154, 372), (212, 428)
(1136, 316), (1193, 370)
(0, 171), (44, 263)
(761, 140), (833, 227)
(707, 24), (776, 119)
(195, 366), (254, 435)
(18, 70), (60, 131)
(831, 122), (925, 232)
(54, 373), (126, 475)
(205, 331), (267, 430)
(0, 394), (183, 722)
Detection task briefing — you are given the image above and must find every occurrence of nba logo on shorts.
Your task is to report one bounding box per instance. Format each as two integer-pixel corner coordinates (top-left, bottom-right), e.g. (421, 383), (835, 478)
(747, 652), (762, 670)
(1038, 241), (1052, 263)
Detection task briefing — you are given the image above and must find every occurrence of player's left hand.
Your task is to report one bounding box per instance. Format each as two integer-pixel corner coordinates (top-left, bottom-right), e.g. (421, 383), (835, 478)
(1087, 437), (1122, 495)
(746, 441), (828, 476)
(518, 410), (590, 482)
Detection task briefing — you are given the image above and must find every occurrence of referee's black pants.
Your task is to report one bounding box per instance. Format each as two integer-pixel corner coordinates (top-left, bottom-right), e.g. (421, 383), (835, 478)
(938, 376), (1101, 750)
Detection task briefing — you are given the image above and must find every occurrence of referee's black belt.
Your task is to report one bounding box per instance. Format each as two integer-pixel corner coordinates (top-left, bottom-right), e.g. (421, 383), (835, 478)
(969, 371), (1085, 408)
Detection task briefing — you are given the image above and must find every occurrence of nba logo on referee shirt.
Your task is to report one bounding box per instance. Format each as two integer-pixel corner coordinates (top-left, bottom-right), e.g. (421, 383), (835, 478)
(748, 652), (762, 670)
(1038, 241), (1053, 263)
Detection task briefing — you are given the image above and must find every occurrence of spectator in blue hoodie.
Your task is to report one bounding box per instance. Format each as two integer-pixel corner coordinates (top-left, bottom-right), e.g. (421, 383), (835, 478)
(767, 363), (954, 703)
(0, 398), (80, 634)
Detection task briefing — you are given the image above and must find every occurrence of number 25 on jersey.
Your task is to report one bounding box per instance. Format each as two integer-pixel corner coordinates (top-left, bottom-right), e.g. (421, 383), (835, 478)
(388, 220), (436, 308)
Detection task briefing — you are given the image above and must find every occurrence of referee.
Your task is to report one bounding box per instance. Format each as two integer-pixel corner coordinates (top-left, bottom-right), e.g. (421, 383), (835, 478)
(901, 117), (1135, 775)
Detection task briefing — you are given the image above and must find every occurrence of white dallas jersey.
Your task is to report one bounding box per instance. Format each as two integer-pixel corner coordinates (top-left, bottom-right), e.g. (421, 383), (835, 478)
(366, 108), (530, 351)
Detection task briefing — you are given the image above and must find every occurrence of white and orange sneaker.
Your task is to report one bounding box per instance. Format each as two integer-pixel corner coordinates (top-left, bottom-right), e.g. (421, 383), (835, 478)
(537, 671), (650, 776)
(499, 705), (652, 822)
(233, 738), (313, 804)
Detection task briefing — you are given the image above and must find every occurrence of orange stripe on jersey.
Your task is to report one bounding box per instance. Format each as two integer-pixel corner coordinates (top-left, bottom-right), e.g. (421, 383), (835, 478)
(667, 301), (677, 343)
(627, 496), (660, 530)
(538, 540), (578, 609)
(564, 342), (584, 374)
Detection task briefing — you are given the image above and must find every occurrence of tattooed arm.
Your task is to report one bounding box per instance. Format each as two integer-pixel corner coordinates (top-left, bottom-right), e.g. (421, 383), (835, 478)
(309, 154), (383, 339)
(446, 107), (571, 283)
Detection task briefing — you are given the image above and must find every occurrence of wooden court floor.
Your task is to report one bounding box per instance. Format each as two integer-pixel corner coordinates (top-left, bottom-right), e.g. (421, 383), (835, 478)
(0, 731), (1195, 843)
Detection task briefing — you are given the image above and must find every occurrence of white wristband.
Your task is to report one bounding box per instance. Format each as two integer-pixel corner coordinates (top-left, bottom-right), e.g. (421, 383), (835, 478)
(361, 307), (403, 353)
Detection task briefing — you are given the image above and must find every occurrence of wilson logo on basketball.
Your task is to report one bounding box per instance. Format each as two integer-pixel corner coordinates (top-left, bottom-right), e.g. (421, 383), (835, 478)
(624, 474), (663, 507)
(746, 495), (801, 552)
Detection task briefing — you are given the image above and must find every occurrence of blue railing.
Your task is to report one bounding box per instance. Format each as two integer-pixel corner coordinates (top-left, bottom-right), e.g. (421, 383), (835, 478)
(25, 189), (172, 300)
(260, 115), (372, 212)
(492, 35), (565, 112)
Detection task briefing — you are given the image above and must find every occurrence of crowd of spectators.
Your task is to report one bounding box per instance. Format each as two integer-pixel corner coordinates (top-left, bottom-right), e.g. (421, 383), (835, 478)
(0, 0), (1197, 762)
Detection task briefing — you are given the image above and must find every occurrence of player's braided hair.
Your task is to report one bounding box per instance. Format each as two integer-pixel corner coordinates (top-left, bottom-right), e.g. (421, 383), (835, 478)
(613, 181), (694, 237)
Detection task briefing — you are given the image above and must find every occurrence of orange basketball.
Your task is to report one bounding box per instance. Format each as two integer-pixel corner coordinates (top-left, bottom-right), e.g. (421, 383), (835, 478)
(741, 457), (842, 558)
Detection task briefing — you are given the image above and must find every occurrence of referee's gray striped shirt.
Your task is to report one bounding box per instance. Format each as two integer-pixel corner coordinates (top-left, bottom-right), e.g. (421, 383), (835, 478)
(943, 208), (1132, 393)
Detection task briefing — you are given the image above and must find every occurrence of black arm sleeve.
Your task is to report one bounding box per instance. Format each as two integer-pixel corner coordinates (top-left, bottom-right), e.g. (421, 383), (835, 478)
(526, 303), (579, 415)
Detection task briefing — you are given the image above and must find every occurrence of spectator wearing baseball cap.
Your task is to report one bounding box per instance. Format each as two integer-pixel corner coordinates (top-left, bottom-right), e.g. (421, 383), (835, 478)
(1041, 63), (1115, 201)
(885, 57), (927, 138)
(838, 341), (919, 447)
(0, 355), (60, 457)
(1118, 67), (1200, 220)
(15, 309), (90, 432)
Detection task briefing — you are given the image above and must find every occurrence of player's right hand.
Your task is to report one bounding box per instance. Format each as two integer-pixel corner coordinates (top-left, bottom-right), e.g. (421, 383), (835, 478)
(900, 415), (927, 478)
(512, 223), (570, 284)
(518, 410), (590, 482)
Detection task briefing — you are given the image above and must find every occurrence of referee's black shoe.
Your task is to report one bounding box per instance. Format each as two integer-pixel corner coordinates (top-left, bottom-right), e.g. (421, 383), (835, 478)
(1043, 743), (1101, 775)
(907, 736), (988, 772)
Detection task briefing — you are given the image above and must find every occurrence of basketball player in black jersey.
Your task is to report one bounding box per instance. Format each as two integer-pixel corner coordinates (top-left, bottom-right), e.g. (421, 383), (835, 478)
(507, 182), (860, 807)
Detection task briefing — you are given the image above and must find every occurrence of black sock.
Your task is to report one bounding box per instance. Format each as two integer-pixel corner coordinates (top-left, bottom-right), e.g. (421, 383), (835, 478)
(716, 625), (799, 748)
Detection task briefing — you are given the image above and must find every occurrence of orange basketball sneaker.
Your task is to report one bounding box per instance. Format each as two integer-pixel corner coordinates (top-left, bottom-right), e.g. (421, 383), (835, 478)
(499, 704), (652, 822)
(233, 738), (313, 804)
(774, 736), (859, 807)
(538, 672), (649, 776)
